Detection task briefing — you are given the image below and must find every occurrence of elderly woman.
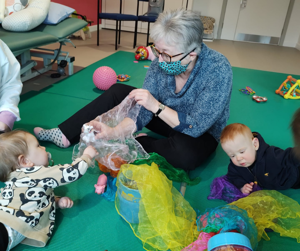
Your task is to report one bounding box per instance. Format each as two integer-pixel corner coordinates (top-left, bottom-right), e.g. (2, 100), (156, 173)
(34, 9), (232, 171)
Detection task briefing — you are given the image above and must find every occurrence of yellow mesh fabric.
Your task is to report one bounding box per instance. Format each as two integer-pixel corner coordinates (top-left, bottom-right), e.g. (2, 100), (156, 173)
(230, 190), (300, 242)
(115, 163), (198, 251)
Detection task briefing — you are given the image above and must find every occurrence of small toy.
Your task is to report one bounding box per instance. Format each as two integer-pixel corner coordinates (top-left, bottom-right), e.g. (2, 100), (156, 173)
(239, 86), (255, 95)
(253, 96), (267, 103)
(252, 95), (267, 103)
(134, 61), (139, 63)
(117, 74), (130, 82)
(275, 76), (300, 99)
(93, 66), (117, 90)
(134, 45), (156, 61)
(144, 65), (149, 69)
(208, 232), (253, 251)
(82, 124), (96, 143)
(135, 46), (149, 60)
(94, 174), (107, 194)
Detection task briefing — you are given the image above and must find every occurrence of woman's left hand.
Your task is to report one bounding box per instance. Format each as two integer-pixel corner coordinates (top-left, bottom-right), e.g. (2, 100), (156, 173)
(128, 89), (159, 113)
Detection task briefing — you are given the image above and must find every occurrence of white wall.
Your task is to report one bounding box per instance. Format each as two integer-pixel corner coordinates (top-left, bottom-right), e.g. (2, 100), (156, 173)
(192, 0), (300, 48)
(296, 35), (300, 51)
(192, 0), (223, 39)
(283, 0), (300, 47)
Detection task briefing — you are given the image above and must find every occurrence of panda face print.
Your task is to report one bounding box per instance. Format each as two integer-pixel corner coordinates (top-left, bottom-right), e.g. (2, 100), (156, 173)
(49, 202), (56, 221)
(20, 166), (42, 174)
(0, 206), (14, 215)
(47, 222), (55, 237)
(12, 177), (38, 188)
(39, 178), (58, 189)
(60, 167), (79, 183)
(36, 195), (50, 210)
(2, 188), (13, 200)
(16, 210), (44, 227)
(25, 187), (46, 201)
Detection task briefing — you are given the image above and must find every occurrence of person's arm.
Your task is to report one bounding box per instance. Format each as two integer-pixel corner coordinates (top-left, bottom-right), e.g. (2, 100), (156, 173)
(128, 88), (180, 128)
(0, 40), (23, 121)
(227, 163), (250, 189)
(25, 146), (98, 187)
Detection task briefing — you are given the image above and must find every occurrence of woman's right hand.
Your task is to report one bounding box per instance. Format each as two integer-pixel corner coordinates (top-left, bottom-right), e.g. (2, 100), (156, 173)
(83, 145), (99, 159)
(85, 120), (116, 140)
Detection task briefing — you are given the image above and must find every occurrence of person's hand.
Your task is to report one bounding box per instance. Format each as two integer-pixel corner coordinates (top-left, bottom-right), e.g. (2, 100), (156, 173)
(128, 89), (159, 113)
(240, 182), (254, 194)
(83, 145), (99, 159)
(0, 122), (10, 132)
(56, 197), (73, 209)
(85, 120), (116, 140)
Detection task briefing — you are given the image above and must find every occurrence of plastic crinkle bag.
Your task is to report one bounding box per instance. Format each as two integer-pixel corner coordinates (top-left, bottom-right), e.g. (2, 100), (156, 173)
(72, 96), (149, 174)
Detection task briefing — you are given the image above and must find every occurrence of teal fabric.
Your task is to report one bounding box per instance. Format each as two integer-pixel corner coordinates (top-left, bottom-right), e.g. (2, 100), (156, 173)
(0, 17), (87, 55)
(0, 28), (57, 55)
(34, 18), (88, 39)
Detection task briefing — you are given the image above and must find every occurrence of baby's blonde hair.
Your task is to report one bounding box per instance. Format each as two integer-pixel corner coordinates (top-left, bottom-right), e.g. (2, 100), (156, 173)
(0, 130), (29, 182)
(220, 123), (253, 144)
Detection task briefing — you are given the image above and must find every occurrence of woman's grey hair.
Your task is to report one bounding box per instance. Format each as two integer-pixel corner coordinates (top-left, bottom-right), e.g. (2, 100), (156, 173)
(150, 9), (203, 55)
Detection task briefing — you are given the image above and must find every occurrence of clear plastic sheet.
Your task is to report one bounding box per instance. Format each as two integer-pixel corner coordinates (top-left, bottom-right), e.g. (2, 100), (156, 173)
(72, 96), (149, 169)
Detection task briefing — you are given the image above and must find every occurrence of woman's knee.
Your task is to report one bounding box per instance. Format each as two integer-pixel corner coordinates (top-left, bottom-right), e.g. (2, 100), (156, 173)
(167, 134), (218, 170)
(107, 83), (135, 102)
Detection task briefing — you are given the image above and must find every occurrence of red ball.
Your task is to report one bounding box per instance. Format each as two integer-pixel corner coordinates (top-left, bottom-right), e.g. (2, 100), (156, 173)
(93, 66), (117, 90)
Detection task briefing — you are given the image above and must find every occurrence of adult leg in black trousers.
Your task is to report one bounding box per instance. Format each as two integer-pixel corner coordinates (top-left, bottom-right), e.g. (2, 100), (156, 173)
(136, 116), (218, 171)
(59, 84), (136, 144)
(0, 223), (8, 250)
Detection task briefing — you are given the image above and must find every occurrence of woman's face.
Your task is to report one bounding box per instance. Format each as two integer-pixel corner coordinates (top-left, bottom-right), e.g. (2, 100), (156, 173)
(155, 40), (191, 65)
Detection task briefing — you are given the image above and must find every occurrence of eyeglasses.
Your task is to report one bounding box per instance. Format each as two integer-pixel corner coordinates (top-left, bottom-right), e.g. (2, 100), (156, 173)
(150, 45), (196, 63)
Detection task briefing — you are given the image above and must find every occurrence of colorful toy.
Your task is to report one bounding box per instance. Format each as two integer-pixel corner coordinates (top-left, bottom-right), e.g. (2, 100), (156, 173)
(134, 45), (156, 61)
(252, 95), (267, 103)
(275, 75), (300, 99)
(117, 74), (130, 82)
(208, 233), (253, 251)
(239, 86), (255, 95)
(93, 66), (117, 90)
(94, 174), (107, 194)
(135, 46), (149, 60)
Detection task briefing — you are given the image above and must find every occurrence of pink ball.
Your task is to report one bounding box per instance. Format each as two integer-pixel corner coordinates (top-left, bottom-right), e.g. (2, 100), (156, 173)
(93, 66), (117, 90)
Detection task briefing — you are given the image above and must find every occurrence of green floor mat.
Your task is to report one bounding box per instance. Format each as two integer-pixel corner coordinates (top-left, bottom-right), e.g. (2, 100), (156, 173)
(43, 51), (149, 101)
(9, 51), (300, 251)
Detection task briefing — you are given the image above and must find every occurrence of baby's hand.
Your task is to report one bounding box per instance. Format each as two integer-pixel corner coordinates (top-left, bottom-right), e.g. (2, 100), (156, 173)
(56, 197), (73, 209)
(240, 182), (254, 194)
(83, 145), (99, 159)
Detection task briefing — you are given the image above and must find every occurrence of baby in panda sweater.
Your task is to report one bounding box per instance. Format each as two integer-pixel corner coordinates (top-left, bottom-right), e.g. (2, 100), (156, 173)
(0, 130), (98, 250)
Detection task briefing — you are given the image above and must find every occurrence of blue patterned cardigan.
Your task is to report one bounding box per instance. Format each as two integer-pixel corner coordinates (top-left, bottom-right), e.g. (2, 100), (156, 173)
(136, 43), (232, 142)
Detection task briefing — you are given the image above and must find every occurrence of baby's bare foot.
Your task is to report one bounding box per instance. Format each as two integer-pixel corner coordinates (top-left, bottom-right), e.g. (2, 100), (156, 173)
(56, 197), (74, 209)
